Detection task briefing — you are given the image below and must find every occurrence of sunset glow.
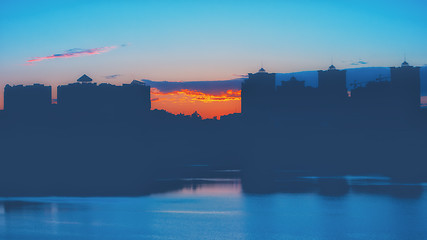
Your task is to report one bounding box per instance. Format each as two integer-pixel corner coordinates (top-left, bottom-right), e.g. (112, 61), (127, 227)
(151, 88), (241, 119)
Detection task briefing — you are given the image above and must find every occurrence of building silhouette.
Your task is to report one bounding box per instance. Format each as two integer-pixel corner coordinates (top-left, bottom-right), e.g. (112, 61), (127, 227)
(241, 65), (349, 117)
(317, 65), (348, 110)
(2, 62), (422, 123)
(57, 74), (98, 112)
(4, 83), (52, 114)
(276, 76), (318, 112)
(0, 63), (426, 197)
(3, 74), (151, 120)
(349, 60), (421, 120)
(57, 75), (151, 116)
(241, 68), (276, 115)
(241, 62), (421, 122)
(390, 61), (421, 112)
(350, 76), (393, 112)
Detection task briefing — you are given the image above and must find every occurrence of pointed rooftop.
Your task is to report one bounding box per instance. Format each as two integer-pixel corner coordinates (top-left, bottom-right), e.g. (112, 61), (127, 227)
(77, 74), (93, 83)
(401, 61), (410, 67)
(328, 65), (337, 71)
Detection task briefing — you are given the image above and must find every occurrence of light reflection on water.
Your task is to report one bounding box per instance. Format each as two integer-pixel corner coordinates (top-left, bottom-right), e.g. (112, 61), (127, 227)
(0, 177), (427, 240)
(165, 178), (241, 196)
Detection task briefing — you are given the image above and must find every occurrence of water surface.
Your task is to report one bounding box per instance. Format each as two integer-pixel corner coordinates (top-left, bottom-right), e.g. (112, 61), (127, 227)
(1, 178), (426, 240)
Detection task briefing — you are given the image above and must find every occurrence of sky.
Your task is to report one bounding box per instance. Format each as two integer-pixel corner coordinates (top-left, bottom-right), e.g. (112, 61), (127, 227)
(146, 79), (242, 118)
(1, 0), (427, 115)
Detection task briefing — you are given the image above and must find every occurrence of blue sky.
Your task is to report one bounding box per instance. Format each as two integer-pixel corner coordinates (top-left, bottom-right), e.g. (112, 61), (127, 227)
(0, 0), (426, 91)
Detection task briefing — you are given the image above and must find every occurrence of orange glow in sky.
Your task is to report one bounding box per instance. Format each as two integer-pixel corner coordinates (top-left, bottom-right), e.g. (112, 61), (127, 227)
(151, 88), (241, 119)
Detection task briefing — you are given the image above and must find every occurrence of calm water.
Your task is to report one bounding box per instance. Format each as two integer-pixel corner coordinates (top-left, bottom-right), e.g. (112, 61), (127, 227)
(1, 178), (427, 240)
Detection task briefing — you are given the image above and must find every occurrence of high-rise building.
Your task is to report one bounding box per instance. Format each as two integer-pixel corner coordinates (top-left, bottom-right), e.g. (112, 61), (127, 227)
(390, 61), (421, 111)
(276, 76), (318, 111)
(350, 78), (393, 114)
(57, 75), (151, 115)
(318, 65), (348, 100)
(4, 84), (52, 113)
(57, 75), (98, 111)
(241, 68), (276, 115)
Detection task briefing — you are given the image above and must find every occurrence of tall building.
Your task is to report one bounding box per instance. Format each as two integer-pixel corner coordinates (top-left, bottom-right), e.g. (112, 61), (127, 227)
(241, 68), (276, 115)
(4, 84), (52, 113)
(318, 65), (348, 100)
(276, 76), (318, 111)
(390, 61), (421, 111)
(57, 74), (98, 111)
(57, 75), (151, 115)
(350, 78), (393, 114)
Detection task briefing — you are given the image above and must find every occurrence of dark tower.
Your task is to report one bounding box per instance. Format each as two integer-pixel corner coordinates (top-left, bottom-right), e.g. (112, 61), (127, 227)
(318, 65), (347, 101)
(390, 61), (421, 112)
(241, 68), (276, 115)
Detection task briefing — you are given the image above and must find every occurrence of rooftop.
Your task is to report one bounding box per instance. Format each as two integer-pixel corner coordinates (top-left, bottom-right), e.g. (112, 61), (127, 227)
(77, 74), (93, 83)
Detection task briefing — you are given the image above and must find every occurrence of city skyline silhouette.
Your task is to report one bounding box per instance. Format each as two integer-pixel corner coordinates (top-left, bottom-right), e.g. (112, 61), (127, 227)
(2, 1), (427, 239)
(2, 1), (427, 109)
(1, 63), (426, 118)
(1, 59), (427, 196)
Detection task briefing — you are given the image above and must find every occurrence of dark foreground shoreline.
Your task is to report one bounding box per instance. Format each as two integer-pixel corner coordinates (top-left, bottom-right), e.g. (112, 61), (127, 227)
(1, 110), (427, 196)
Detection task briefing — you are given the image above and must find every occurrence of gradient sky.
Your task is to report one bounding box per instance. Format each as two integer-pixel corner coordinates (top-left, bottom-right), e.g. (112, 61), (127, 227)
(1, 0), (427, 112)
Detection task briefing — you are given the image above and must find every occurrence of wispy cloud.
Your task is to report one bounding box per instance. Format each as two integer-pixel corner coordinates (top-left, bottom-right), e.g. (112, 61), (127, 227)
(350, 60), (368, 66)
(105, 74), (121, 79)
(232, 74), (248, 78)
(26, 45), (122, 64)
(142, 79), (242, 95)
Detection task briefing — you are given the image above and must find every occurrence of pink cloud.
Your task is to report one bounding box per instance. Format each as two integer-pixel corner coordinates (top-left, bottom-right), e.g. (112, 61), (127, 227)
(26, 46), (118, 64)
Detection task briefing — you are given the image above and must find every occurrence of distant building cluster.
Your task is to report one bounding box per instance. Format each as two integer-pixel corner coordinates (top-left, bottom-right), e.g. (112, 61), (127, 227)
(2, 61), (422, 123)
(4, 74), (151, 117)
(242, 61), (421, 120)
